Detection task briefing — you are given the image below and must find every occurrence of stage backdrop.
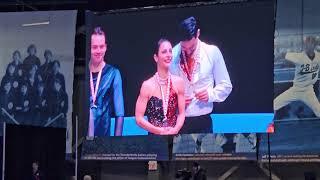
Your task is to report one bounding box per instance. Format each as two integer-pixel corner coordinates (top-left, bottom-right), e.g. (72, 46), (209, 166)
(260, 0), (320, 162)
(0, 11), (77, 154)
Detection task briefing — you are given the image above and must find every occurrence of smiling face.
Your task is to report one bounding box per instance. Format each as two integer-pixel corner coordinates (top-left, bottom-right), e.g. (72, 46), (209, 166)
(154, 40), (173, 69)
(91, 34), (107, 65)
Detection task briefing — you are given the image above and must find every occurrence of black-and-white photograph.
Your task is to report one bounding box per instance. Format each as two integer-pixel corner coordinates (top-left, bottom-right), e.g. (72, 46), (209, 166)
(173, 133), (257, 160)
(274, 0), (320, 121)
(260, 0), (320, 162)
(0, 11), (77, 154)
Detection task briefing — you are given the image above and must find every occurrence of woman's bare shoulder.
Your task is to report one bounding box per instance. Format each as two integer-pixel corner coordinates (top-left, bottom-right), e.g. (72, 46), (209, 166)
(140, 76), (156, 96)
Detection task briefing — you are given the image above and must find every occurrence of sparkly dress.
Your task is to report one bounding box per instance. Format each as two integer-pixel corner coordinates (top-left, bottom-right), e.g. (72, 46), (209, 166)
(146, 81), (178, 127)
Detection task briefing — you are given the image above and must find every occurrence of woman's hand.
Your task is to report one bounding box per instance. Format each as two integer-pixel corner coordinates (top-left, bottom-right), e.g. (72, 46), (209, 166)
(160, 127), (179, 135)
(167, 127), (179, 135)
(159, 127), (171, 135)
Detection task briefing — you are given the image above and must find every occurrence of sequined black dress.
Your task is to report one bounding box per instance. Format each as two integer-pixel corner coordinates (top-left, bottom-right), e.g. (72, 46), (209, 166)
(146, 82), (178, 127)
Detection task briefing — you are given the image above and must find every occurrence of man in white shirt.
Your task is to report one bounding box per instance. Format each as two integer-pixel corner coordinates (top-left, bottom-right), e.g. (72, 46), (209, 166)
(274, 36), (320, 118)
(170, 16), (232, 133)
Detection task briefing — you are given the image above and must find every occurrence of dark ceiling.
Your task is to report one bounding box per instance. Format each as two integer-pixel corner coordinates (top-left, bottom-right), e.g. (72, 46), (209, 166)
(0, 0), (271, 71)
(0, 0), (218, 11)
(0, 0), (220, 61)
(0, 0), (269, 11)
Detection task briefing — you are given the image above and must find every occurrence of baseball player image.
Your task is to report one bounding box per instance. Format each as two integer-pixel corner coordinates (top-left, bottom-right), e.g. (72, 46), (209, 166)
(274, 36), (320, 118)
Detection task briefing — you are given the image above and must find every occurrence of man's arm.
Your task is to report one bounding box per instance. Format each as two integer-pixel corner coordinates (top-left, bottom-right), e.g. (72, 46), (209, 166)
(207, 46), (232, 103)
(285, 51), (301, 64)
(112, 69), (125, 136)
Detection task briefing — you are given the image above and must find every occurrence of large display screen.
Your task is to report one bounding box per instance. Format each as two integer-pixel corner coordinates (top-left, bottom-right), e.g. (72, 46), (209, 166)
(0, 11), (77, 155)
(84, 1), (274, 137)
(260, 0), (320, 163)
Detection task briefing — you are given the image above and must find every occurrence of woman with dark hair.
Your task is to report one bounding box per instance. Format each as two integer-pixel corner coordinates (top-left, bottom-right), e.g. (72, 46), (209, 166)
(40, 49), (54, 82)
(48, 60), (66, 92)
(1, 64), (16, 88)
(8, 51), (25, 94)
(23, 44), (41, 70)
(15, 82), (32, 124)
(7, 50), (23, 76)
(135, 38), (185, 135)
(26, 64), (41, 99)
(0, 81), (15, 127)
(48, 78), (68, 128)
(34, 82), (48, 126)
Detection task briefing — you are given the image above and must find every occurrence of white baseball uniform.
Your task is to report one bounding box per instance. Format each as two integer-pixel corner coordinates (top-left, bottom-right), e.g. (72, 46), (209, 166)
(274, 51), (320, 117)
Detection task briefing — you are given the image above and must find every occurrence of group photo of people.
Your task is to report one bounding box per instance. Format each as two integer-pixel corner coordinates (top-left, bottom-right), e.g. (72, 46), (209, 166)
(0, 44), (68, 131)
